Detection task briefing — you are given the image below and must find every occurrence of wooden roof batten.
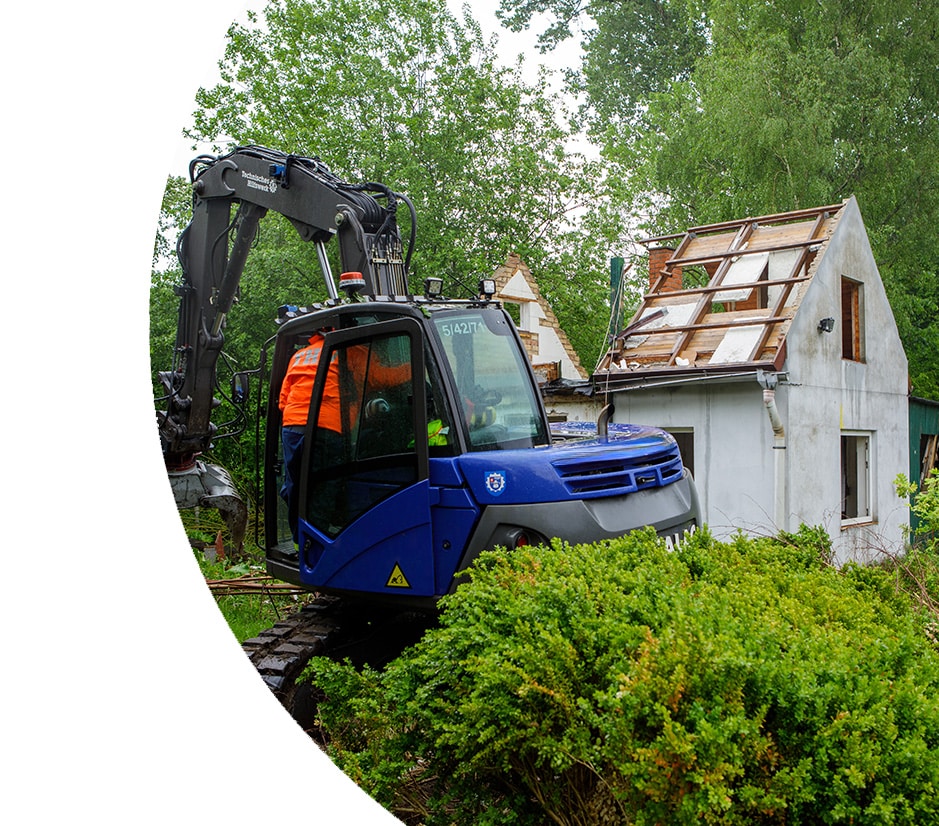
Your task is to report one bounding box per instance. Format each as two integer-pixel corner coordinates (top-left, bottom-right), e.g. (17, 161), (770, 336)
(641, 202), (846, 246)
(666, 219), (757, 366)
(595, 201), (845, 384)
(743, 209), (831, 363)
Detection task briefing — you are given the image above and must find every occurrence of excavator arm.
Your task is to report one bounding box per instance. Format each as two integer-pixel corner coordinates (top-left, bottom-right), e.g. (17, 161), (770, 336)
(156, 146), (414, 550)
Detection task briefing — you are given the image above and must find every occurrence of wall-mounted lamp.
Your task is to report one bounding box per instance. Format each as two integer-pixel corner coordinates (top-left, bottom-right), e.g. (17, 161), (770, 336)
(818, 317), (835, 334)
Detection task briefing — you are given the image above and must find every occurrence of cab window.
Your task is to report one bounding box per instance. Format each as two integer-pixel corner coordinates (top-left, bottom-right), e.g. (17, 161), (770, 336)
(432, 310), (548, 451)
(303, 330), (418, 536)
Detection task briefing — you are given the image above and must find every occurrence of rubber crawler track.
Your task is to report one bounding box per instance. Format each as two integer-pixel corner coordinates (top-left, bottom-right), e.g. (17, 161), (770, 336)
(241, 597), (343, 734)
(242, 595), (435, 736)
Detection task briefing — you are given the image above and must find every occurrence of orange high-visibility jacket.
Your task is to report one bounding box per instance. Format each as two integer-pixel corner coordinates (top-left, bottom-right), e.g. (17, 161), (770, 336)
(279, 334), (410, 432)
(279, 334), (327, 427)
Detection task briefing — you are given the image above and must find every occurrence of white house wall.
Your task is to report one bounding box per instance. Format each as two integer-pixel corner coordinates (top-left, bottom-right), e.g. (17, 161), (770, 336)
(783, 197), (909, 564)
(610, 380), (778, 540)
(543, 395), (603, 424)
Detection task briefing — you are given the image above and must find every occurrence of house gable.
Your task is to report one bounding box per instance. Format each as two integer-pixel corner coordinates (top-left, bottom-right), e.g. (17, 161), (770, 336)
(593, 198), (909, 566)
(781, 197), (909, 562)
(492, 253), (587, 381)
(785, 197), (908, 395)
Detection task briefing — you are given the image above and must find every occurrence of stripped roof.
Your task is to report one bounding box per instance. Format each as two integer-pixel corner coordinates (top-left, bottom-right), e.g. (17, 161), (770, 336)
(595, 201), (847, 385)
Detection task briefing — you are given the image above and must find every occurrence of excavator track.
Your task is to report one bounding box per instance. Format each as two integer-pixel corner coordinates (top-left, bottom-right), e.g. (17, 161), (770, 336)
(241, 595), (435, 738)
(241, 597), (343, 736)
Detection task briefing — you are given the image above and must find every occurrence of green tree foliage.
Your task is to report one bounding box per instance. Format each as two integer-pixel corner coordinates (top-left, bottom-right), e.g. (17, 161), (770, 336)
(911, 469), (939, 538)
(164, 0), (621, 369)
(149, 0), (636, 500)
(309, 527), (939, 824)
(498, 0), (939, 398)
(892, 470), (939, 623)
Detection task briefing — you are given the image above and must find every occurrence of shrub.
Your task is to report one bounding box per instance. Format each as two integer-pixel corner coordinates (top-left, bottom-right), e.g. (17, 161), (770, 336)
(890, 470), (939, 626)
(308, 527), (939, 825)
(910, 469), (939, 538)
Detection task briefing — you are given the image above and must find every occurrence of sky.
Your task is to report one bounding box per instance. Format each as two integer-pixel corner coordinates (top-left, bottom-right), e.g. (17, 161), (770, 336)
(1, 2), (574, 824)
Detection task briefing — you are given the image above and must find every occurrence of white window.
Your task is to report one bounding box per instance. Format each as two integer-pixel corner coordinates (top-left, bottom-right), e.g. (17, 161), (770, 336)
(519, 299), (535, 330)
(841, 432), (872, 525)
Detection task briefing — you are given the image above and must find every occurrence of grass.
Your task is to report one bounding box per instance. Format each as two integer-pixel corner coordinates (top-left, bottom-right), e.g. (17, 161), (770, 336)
(195, 551), (313, 642)
(181, 508), (313, 643)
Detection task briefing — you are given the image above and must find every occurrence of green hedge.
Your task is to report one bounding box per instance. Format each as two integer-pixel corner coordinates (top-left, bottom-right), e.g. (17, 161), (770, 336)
(308, 526), (939, 825)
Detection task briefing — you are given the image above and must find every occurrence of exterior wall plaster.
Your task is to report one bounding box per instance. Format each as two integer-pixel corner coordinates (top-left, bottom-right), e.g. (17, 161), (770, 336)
(599, 198), (909, 565)
(610, 380), (777, 540)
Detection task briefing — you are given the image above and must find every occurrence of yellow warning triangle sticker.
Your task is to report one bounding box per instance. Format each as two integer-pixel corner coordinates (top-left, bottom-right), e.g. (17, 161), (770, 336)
(386, 563), (411, 589)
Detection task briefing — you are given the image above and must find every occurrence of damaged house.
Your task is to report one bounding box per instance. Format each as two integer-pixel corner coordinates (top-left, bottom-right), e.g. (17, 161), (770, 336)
(591, 197), (910, 564)
(492, 253), (588, 385)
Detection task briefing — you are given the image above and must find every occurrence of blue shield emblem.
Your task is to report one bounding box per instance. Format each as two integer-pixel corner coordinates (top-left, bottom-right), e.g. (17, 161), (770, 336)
(485, 470), (507, 496)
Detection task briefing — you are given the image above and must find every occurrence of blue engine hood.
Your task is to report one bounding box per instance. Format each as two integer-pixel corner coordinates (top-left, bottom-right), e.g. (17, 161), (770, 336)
(455, 424), (684, 505)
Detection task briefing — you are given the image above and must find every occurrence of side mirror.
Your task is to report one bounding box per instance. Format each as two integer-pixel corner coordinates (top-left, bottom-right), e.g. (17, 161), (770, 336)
(231, 372), (249, 406)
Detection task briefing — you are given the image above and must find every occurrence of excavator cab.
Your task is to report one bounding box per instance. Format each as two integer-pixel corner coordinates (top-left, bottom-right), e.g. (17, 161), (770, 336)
(262, 300), (555, 604)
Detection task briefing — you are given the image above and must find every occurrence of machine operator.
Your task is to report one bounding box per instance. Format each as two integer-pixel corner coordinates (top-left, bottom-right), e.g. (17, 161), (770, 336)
(278, 331), (414, 543)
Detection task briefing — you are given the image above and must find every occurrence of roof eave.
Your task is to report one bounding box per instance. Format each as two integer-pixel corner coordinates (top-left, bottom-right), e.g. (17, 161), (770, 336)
(591, 359), (786, 392)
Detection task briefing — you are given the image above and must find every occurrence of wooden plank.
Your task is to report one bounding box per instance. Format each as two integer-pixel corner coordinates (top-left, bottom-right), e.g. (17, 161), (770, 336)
(747, 217), (831, 249)
(682, 230), (741, 261)
(923, 434), (938, 480)
(639, 274), (810, 303)
(641, 202), (844, 245)
(667, 222), (756, 365)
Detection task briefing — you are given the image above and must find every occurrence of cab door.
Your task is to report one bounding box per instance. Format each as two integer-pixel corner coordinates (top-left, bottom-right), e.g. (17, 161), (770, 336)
(295, 317), (435, 596)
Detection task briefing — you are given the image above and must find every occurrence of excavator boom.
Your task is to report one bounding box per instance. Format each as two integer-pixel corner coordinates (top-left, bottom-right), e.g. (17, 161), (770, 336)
(156, 146), (413, 547)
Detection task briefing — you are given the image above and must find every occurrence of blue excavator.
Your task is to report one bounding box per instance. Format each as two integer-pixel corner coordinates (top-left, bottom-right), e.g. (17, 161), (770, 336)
(156, 145), (699, 728)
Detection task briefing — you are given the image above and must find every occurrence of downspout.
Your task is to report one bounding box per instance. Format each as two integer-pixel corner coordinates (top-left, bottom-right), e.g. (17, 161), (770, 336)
(757, 371), (787, 530)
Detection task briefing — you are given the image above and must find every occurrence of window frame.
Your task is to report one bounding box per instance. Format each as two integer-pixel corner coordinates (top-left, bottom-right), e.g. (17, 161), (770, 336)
(841, 276), (865, 362)
(841, 431), (873, 527)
